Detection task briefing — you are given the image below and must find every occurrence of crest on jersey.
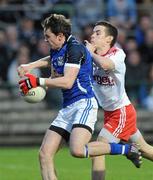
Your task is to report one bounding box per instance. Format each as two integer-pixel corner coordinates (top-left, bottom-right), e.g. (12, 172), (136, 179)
(57, 56), (64, 66)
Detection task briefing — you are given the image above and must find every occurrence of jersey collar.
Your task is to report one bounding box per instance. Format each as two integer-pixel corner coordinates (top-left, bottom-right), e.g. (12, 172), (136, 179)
(100, 46), (117, 56)
(67, 35), (72, 42)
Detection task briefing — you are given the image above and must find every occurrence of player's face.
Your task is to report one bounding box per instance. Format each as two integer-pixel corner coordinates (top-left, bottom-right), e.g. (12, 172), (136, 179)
(90, 25), (108, 49)
(44, 28), (64, 50)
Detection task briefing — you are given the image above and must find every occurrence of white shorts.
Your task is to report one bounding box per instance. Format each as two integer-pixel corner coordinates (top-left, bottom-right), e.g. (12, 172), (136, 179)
(49, 98), (98, 141)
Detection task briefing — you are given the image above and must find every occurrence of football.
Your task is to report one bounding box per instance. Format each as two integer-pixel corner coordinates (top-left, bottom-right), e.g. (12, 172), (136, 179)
(21, 86), (46, 103)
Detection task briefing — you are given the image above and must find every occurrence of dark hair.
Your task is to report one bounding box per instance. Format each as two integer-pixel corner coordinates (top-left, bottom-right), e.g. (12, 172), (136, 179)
(95, 21), (118, 47)
(41, 14), (71, 39)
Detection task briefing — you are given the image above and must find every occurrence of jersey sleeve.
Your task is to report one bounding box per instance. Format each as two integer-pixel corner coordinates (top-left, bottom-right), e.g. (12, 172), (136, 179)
(65, 44), (85, 69)
(109, 49), (126, 72)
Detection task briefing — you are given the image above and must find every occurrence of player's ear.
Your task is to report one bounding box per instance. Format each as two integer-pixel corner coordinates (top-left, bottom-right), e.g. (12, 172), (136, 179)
(106, 35), (113, 45)
(57, 33), (65, 41)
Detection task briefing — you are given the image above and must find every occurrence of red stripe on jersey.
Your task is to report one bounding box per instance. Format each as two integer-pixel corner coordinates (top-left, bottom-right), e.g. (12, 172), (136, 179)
(100, 46), (118, 57)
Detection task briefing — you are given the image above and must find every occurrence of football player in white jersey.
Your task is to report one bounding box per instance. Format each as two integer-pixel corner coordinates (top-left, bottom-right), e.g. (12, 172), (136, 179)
(85, 21), (153, 180)
(18, 15), (142, 180)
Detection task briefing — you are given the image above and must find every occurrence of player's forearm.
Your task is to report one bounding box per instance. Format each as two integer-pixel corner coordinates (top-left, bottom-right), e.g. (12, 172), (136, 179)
(92, 52), (115, 70)
(18, 56), (50, 77)
(29, 56), (50, 69)
(41, 76), (73, 89)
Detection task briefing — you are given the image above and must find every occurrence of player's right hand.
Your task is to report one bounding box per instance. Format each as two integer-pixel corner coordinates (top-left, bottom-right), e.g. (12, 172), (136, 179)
(19, 73), (39, 95)
(84, 40), (96, 54)
(17, 64), (32, 78)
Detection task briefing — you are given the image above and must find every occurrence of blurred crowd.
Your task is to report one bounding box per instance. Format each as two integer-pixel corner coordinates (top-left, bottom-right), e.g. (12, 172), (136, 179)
(0, 0), (153, 110)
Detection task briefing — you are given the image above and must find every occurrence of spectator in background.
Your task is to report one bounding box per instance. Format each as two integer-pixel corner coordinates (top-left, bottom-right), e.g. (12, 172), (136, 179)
(33, 38), (53, 78)
(135, 14), (153, 46)
(136, 0), (153, 18)
(0, 0), (7, 5)
(139, 28), (153, 65)
(5, 25), (20, 60)
(18, 17), (41, 58)
(107, 0), (137, 30)
(125, 50), (147, 107)
(142, 64), (153, 111)
(7, 44), (41, 96)
(24, 0), (60, 4)
(73, 0), (104, 29)
(116, 28), (127, 49)
(125, 37), (138, 53)
(0, 30), (9, 82)
(81, 24), (94, 42)
(34, 38), (49, 60)
(0, 0), (21, 24)
(23, 0), (57, 21)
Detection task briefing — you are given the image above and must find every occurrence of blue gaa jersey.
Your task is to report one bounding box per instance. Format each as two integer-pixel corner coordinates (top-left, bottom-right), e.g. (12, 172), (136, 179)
(50, 35), (95, 107)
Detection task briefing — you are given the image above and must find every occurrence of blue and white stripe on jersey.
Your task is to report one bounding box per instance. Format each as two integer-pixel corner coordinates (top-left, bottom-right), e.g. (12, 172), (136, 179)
(65, 63), (80, 69)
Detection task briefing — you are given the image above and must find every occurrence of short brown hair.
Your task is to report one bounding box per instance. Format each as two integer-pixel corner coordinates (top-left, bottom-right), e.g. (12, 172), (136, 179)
(42, 14), (71, 39)
(95, 21), (118, 47)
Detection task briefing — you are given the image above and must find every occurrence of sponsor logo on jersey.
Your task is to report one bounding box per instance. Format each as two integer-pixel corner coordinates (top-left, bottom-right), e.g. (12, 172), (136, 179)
(94, 75), (115, 86)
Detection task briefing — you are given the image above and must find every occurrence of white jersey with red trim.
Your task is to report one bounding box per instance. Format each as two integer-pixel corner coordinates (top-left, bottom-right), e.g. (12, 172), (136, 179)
(93, 46), (131, 111)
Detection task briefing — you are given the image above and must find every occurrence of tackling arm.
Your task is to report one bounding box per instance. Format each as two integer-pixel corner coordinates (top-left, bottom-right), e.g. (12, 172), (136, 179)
(91, 53), (115, 71)
(85, 40), (115, 70)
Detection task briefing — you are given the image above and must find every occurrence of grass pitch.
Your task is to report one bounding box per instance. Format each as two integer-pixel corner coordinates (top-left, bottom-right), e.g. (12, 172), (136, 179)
(0, 147), (153, 180)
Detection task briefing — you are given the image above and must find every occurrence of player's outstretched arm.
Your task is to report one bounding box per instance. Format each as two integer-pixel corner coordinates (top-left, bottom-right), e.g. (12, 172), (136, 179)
(17, 55), (50, 77)
(91, 53), (115, 71)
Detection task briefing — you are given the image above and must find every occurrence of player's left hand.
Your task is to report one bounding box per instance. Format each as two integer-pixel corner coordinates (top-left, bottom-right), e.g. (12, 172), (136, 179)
(17, 64), (32, 78)
(19, 73), (39, 95)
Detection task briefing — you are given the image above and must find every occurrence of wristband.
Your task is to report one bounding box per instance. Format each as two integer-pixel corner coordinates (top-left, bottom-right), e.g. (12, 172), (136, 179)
(38, 78), (46, 86)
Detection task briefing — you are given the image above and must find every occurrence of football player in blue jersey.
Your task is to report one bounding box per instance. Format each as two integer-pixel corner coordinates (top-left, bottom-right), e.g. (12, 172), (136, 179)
(18, 14), (142, 180)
